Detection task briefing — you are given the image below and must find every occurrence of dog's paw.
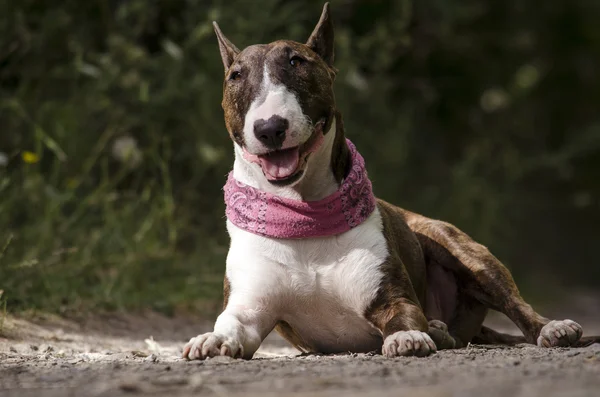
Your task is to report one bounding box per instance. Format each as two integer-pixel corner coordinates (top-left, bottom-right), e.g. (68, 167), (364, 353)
(182, 333), (243, 360)
(382, 330), (437, 357)
(428, 319), (448, 333)
(427, 319), (456, 350)
(537, 320), (582, 348)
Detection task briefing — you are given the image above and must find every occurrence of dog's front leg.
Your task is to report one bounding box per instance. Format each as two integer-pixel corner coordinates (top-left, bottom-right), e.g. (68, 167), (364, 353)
(367, 295), (436, 358)
(380, 299), (436, 358)
(182, 304), (276, 360)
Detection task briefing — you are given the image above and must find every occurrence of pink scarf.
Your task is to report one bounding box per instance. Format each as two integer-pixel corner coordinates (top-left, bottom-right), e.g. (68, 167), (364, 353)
(224, 140), (376, 239)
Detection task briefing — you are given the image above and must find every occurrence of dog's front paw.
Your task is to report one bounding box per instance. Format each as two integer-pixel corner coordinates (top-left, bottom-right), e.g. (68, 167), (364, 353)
(382, 330), (437, 357)
(537, 319), (582, 348)
(182, 333), (244, 360)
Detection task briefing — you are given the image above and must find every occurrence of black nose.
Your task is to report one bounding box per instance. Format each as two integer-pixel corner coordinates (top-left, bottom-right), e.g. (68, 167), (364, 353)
(253, 115), (288, 149)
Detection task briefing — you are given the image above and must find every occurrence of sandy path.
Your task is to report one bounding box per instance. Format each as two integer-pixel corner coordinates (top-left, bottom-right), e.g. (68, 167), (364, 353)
(1, 311), (599, 397)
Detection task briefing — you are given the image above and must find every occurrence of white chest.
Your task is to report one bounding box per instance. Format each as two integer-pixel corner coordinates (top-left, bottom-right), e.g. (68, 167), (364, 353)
(225, 208), (389, 353)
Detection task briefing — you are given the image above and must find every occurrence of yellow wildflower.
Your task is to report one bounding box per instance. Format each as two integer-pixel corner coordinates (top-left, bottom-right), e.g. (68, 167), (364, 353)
(22, 151), (40, 164)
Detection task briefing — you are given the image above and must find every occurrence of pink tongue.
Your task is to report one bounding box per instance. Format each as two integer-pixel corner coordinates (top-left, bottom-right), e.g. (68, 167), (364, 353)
(258, 148), (300, 180)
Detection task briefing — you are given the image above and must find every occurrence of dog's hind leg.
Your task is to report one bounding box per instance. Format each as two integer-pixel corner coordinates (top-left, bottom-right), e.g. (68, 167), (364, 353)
(424, 257), (488, 348)
(463, 325), (599, 347)
(407, 213), (583, 348)
(445, 296), (490, 348)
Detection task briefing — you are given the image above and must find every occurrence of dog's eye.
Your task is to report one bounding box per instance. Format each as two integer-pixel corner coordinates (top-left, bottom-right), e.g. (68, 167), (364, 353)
(290, 56), (304, 67)
(229, 71), (241, 81)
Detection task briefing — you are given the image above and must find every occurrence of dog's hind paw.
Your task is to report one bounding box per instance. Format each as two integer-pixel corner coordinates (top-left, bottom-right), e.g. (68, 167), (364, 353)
(182, 333), (243, 360)
(428, 320), (456, 350)
(383, 330), (437, 357)
(537, 319), (582, 348)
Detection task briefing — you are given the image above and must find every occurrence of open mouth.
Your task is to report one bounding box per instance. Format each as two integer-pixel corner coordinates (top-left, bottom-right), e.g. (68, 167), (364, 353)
(243, 119), (326, 185)
(258, 146), (302, 181)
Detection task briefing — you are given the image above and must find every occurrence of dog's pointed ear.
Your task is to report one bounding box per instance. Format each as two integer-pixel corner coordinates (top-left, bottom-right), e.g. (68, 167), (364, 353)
(213, 21), (240, 71)
(306, 3), (334, 66)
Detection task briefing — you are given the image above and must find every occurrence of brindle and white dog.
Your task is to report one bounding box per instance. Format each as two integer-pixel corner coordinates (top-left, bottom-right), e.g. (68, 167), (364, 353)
(183, 3), (596, 359)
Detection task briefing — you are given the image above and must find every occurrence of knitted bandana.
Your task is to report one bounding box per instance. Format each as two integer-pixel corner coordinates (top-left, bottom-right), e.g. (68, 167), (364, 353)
(224, 139), (376, 239)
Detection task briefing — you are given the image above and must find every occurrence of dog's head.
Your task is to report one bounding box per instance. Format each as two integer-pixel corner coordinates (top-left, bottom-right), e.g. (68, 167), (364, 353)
(214, 3), (337, 187)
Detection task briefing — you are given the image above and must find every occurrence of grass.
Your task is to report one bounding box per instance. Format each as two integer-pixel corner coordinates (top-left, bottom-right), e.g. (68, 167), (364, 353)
(0, 130), (229, 318)
(0, 290), (6, 334)
(0, 0), (234, 317)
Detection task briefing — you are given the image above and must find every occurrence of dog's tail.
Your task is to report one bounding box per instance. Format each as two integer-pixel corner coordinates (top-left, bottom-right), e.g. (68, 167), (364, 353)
(471, 326), (526, 345)
(472, 326), (600, 347)
(576, 336), (600, 347)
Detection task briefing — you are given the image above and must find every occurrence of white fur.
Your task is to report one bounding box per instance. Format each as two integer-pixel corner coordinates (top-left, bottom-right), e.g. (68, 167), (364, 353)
(184, 207), (388, 359)
(184, 61), (390, 360)
(242, 66), (312, 155)
(221, 208), (388, 357)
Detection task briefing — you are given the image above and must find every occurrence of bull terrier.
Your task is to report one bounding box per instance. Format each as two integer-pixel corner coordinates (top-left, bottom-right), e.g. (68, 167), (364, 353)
(183, 3), (597, 359)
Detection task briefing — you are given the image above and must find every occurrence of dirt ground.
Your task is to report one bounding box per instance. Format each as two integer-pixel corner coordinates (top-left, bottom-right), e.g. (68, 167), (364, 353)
(1, 305), (600, 397)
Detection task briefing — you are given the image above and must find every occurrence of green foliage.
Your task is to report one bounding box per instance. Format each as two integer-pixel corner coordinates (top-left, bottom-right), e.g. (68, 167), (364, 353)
(1, 0), (599, 313)
(0, 289), (6, 332)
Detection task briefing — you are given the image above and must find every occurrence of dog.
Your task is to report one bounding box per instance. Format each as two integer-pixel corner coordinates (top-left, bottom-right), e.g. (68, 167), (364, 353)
(183, 3), (597, 359)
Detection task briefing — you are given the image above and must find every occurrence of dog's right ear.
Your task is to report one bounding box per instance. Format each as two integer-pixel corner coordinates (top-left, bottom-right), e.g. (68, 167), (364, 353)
(213, 22), (240, 71)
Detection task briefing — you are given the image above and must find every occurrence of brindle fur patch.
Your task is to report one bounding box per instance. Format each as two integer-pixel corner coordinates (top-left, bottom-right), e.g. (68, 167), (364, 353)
(404, 212), (551, 344)
(330, 110), (350, 183)
(274, 321), (315, 353)
(363, 200), (429, 338)
(222, 275), (231, 311)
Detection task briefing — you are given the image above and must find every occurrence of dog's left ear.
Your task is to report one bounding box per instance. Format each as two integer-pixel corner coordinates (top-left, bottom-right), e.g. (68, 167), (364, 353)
(213, 21), (240, 71)
(306, 3), (334, 66)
